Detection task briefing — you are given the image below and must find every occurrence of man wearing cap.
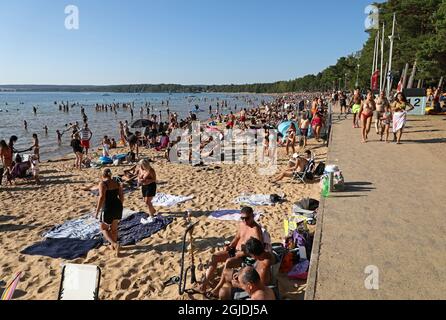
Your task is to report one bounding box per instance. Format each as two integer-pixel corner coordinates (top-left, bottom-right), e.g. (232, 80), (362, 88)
(270, 150), (311, 184)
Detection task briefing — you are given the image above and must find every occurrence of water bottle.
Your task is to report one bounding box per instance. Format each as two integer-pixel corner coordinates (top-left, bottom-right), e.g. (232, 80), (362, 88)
(321, 175), (330, 198)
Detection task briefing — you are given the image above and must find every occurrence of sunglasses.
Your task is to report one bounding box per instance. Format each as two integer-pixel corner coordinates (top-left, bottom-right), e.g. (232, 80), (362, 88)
(240, 216), (251, 221)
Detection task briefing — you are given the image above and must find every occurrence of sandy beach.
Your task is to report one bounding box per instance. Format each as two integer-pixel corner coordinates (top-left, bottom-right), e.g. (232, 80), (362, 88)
(0, 138), (327, 300)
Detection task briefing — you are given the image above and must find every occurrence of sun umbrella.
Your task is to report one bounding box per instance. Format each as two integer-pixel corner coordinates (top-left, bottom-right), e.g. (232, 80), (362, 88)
(131, 119), (152, 128)
(278, 121), (298, 136)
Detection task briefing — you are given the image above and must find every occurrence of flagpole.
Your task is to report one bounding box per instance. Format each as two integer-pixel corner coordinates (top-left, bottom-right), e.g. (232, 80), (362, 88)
(387, 13), (396, 98)
(380, 23), (385, 92)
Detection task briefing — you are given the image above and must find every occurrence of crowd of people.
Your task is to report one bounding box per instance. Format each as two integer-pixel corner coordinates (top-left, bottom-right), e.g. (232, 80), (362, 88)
(1, 86), (436, 300)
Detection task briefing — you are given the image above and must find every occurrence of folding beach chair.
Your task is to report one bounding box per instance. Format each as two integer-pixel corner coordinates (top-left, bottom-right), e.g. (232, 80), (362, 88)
(58, 264), (101, 300)
(1, 272), (23, 300)
(293, 156), (316, 184)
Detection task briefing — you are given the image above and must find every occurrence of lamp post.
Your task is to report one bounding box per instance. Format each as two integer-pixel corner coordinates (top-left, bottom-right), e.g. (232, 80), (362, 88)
(355, 64), (361, 88)
(345, 73), (348, 91)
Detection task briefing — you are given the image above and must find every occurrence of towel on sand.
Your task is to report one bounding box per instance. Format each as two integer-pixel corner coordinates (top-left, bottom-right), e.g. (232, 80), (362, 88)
(42, 209), (137, 240)
(209, 209), (262, 222)
(118, 213), (173, 245)
(234, 194), (274, 206)
(152, 193), (194, 207)
(21, 238), (103, 260)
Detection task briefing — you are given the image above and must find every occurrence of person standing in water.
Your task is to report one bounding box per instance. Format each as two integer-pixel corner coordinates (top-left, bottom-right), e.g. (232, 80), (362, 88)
(95, 168), (123, 257)
(137, 159), (157, 222)
(24, 120), (28, 130)
(31, 133), (40, 163)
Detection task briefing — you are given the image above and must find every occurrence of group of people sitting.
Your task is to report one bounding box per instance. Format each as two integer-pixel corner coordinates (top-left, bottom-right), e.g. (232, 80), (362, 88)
(0, 135), (40, 185)
(200, 207), (277, 300)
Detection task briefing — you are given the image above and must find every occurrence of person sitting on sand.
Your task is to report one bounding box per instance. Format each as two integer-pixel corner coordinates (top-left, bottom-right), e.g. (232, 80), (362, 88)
(216, 238), (275, 300)
(95, 168), (123, 257)
(110, 138), (117, 149)
(137, 158), (157, 222)
(270, 150), (312, 184)
(200, 207), (263, 293)
(102, 136), (111, 157)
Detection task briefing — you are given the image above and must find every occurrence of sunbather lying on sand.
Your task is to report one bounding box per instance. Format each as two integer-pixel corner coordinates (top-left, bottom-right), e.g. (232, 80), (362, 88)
(200, 207), (263, 294)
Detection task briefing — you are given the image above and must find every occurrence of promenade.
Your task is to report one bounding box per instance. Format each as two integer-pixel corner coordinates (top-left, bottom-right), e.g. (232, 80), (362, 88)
(306, 114), (446, 300)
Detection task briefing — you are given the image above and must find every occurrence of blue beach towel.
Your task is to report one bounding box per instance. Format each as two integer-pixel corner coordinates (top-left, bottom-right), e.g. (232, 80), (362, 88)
(21, 238), (103, 260)
(118, 213), (173, 245)
(42, 215), (101, 240)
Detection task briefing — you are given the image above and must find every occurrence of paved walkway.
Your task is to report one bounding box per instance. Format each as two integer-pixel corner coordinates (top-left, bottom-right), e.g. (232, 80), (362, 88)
(306, 115), (446, 300)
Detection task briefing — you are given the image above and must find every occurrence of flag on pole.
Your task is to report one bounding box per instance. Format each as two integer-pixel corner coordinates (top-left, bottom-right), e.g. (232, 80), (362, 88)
(371, 70), (380, 91)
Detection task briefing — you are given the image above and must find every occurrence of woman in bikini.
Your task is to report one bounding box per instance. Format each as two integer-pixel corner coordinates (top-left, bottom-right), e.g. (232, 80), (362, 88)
(138, 158), (157, 222)
(95, 168), (124, 257)
(285, 125), (296, 156)
(359, 90), (376, 143)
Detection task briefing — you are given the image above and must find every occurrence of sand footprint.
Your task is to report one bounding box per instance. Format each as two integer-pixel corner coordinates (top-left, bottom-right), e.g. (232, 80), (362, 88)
(125, 290), (140, 300)
(120, 278), (131, 290)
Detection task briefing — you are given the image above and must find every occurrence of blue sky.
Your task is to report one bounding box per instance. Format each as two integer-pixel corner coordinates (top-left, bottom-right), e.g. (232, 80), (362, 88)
(0, 0), (381, 85)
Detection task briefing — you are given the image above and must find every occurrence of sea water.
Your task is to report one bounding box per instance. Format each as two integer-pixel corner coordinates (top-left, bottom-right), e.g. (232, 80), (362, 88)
(0, 92), (272, 160)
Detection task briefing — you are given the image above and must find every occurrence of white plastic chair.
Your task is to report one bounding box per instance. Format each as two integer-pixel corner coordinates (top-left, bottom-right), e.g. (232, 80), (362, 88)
(58, 264), (101, 300)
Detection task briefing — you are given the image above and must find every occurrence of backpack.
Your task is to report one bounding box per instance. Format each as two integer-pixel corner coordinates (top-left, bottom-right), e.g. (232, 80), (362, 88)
(313, 162), (325, 177)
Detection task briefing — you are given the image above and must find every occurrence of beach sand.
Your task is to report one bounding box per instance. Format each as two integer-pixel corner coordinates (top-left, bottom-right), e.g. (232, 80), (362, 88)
(0, 139), (327, 300)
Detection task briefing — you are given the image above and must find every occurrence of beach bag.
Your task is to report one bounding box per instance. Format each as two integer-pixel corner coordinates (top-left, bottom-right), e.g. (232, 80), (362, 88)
(314, 162), (325, 177)
(270, 194), (282, 204)
(333, 171), (345, 191)
(288, 260), (310, 280)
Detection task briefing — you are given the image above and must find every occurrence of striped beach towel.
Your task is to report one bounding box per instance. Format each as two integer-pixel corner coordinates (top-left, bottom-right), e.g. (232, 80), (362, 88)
(1, 272), (22, 300)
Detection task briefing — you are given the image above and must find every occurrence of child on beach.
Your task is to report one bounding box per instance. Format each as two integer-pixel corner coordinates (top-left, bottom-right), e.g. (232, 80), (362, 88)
(299, 113), (310, 148)
(380, 105), (392, 143)
(31, 133), (40, 163)
(56, 130), (64, 144)
(102, 136), (111, 157)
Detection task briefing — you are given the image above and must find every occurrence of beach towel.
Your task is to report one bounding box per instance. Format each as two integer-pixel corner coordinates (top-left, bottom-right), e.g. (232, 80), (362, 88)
(393, 111), (407, 132)
(21, 238), (103, 260)
(42, 209), (138, 240)
(209, 209), (262, 222)
(1, 272), (22, 300)
(118, 213), (173, 245)
(234, 194), (274, 206)
(152, 193), (194, 207)
(43, 215), (101, 240)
